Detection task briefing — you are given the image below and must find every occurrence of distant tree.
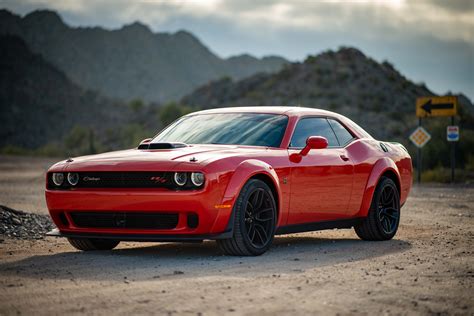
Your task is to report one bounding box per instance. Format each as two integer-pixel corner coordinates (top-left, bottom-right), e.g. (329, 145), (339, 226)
(129, 98), (144, 112)
(304, 55), (317, 64)
(159, 102), (192, 126)
(64, 126), (98, 156)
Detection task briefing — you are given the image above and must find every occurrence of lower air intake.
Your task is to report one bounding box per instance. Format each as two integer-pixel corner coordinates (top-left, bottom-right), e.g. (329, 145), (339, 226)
(70, 212), (179, 230)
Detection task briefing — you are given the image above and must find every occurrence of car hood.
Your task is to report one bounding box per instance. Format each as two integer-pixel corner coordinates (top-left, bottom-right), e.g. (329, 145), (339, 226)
(55, 145), (268, 172)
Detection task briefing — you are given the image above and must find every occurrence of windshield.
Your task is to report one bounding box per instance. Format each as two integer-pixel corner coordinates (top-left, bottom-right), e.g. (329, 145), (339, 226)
(152, 113), (288, 148)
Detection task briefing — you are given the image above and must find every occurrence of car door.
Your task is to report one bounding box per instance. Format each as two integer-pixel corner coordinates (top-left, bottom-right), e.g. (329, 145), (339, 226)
(288, 117), (354, 224)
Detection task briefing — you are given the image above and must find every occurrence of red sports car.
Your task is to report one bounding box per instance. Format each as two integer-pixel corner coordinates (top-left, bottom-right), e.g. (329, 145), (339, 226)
(46, 107), (412, 256)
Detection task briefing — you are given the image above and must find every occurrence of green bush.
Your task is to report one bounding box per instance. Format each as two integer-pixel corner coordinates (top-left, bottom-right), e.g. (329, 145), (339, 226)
(64, 126), (100, 156)
(129, 99), (144, 113)
(421, 167), (474, 183)
(159, 102), (192, 126)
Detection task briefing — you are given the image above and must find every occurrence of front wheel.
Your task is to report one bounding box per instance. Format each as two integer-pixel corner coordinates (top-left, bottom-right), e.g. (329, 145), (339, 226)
(354, 177), (400, 241)
(67, 238), (120, 251)
(217, 179), (277, 256)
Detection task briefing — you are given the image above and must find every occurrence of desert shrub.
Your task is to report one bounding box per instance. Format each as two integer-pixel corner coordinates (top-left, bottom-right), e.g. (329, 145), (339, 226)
(129, 98), (144, 112)
(35, 143), (64, 157)
(0, 145), (31, 155)
(421, 167), (473, 183)
(159, 102), (192, 126)
(304, 55), (317, 64)
(63, 126), (99, 156)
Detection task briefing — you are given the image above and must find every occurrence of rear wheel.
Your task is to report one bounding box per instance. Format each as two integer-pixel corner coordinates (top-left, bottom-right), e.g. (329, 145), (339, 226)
(217, 179), (277, 256)
(354, 177), (400, 241)
(67, 238), (120, 251)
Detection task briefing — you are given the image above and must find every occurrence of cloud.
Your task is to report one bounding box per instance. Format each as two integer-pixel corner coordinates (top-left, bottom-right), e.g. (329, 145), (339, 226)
(5, 0), (473, 45)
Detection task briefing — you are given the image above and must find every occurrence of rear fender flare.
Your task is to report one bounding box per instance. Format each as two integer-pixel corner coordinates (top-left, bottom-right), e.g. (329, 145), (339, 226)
(358, 158), (401, 217)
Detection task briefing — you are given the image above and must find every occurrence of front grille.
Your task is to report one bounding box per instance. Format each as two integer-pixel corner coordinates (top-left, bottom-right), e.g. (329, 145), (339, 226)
(70, 212), (179, 229)
(77, 172), (174, 188)
(48, 172), (175, 189)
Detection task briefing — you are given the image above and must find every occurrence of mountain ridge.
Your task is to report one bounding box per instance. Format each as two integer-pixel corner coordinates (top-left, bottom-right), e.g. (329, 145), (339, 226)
(0, 35), (134, 150)
(0, 9), (288, 102)
(182, 47), (473, 140)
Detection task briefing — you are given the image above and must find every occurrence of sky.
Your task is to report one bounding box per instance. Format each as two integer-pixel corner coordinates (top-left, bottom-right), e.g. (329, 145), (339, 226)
(2, 0), (474, 100)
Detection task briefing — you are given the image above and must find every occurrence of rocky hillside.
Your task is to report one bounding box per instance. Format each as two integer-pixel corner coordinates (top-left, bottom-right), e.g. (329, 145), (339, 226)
(0, 35), (133, 149)
(182, 47), (473, 141)
(0, 9), (288, 102)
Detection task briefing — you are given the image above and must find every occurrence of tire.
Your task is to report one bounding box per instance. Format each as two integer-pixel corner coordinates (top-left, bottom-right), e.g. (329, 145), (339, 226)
(217, 179), (277, 256)
(354, 177), (400, 241)
(67, 238), (120, 251)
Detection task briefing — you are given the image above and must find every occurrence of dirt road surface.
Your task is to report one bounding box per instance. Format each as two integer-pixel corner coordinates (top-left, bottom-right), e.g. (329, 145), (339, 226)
(0, 156), (473, 315)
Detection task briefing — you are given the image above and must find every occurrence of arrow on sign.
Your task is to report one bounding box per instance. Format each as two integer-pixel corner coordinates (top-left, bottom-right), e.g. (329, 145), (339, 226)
(421, 100), (454, 114)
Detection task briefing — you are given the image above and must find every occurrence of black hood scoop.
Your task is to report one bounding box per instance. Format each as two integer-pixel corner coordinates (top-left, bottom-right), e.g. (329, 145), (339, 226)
(138, 142), (188, 150)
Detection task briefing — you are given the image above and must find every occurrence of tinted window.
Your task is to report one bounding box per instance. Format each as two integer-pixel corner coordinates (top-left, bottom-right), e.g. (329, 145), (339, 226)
(290, 117), (338, 148)
(153, 113), (288, 148)
(328, 119), (354, 146)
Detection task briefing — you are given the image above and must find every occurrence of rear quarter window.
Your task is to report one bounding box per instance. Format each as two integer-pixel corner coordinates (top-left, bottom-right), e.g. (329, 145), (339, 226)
(328, 119), (355, 146)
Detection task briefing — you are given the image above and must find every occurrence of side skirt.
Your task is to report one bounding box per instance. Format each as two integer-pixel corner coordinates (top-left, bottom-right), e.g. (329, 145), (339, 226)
(275, 217), (364, 235)
(46, 228), (234, 242)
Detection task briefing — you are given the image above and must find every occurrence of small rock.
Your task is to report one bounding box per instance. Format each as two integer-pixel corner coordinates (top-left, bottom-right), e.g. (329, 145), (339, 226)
(11, 217), (21, 225)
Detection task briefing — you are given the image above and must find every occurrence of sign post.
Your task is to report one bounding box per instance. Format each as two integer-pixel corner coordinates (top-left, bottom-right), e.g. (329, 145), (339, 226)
(447, 124), (459, 183)
(414, 96), (458, 184)
(409, 125), (431, 183)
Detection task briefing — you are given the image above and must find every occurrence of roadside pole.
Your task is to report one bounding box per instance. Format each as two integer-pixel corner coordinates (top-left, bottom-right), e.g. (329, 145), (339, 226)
(451, 116), (455, 183)
(409, 120), (430, 184)
(417, 118), (422, 184)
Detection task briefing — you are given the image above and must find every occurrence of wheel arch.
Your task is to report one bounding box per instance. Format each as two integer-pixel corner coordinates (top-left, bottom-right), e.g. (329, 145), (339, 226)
(217, 159), (282, 232)
(249, 173), (280, 221)
(379, 169), (401, 198)
(357, 158), (401, 217)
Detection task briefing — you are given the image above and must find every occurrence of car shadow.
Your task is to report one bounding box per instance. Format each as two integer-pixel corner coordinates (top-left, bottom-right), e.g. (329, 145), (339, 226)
(0, 234), (411, 282)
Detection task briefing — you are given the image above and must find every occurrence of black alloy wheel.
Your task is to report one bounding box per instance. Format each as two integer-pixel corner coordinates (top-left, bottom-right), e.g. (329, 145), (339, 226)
(244, 188), (275, 248)
(354, 177), (401, 241)
(217, 179), (277, 256)
(377, 184), (399, 235)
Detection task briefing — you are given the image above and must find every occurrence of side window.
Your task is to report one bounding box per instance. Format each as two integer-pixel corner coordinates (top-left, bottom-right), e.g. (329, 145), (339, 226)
(290, 118), (338, 148)
(328, 119), (354, 146)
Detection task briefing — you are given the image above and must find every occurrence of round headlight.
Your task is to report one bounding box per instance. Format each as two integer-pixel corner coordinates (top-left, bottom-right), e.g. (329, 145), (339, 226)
(67, 173), (79, 186)
(52, 173), (64, 186)
(174, 172), (187, 186)
(191, 172), (205, 187)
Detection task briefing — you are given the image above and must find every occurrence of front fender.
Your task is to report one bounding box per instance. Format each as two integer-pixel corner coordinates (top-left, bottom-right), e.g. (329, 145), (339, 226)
(210, 159), (282, 233)
(357, 158), (401, 217)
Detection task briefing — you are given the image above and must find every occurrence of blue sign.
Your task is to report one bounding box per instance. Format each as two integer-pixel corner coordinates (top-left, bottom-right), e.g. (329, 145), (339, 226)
(447, 126), (459, 142)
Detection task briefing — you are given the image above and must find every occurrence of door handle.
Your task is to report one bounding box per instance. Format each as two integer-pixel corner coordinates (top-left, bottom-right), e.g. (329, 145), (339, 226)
(340, 154), (349, 161)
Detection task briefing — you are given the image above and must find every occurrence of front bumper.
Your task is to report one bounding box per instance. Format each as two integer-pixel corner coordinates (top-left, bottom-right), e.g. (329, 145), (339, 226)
(45, 186), (235, 238)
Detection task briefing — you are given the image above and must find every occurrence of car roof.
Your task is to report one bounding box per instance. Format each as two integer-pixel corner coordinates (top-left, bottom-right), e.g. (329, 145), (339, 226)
(188, 106), (340, 118)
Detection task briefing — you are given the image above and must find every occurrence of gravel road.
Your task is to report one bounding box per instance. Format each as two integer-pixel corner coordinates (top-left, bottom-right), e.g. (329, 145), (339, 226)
(0, 156), (473, 315)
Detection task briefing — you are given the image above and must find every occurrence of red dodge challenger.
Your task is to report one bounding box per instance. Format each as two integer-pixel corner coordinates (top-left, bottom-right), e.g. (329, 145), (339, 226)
(46, 107), (412, 256)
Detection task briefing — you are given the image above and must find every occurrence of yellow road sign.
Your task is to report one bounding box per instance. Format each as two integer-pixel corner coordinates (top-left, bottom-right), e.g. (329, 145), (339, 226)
(416, 96), (458, 117)
(409, 126), (431, 148)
